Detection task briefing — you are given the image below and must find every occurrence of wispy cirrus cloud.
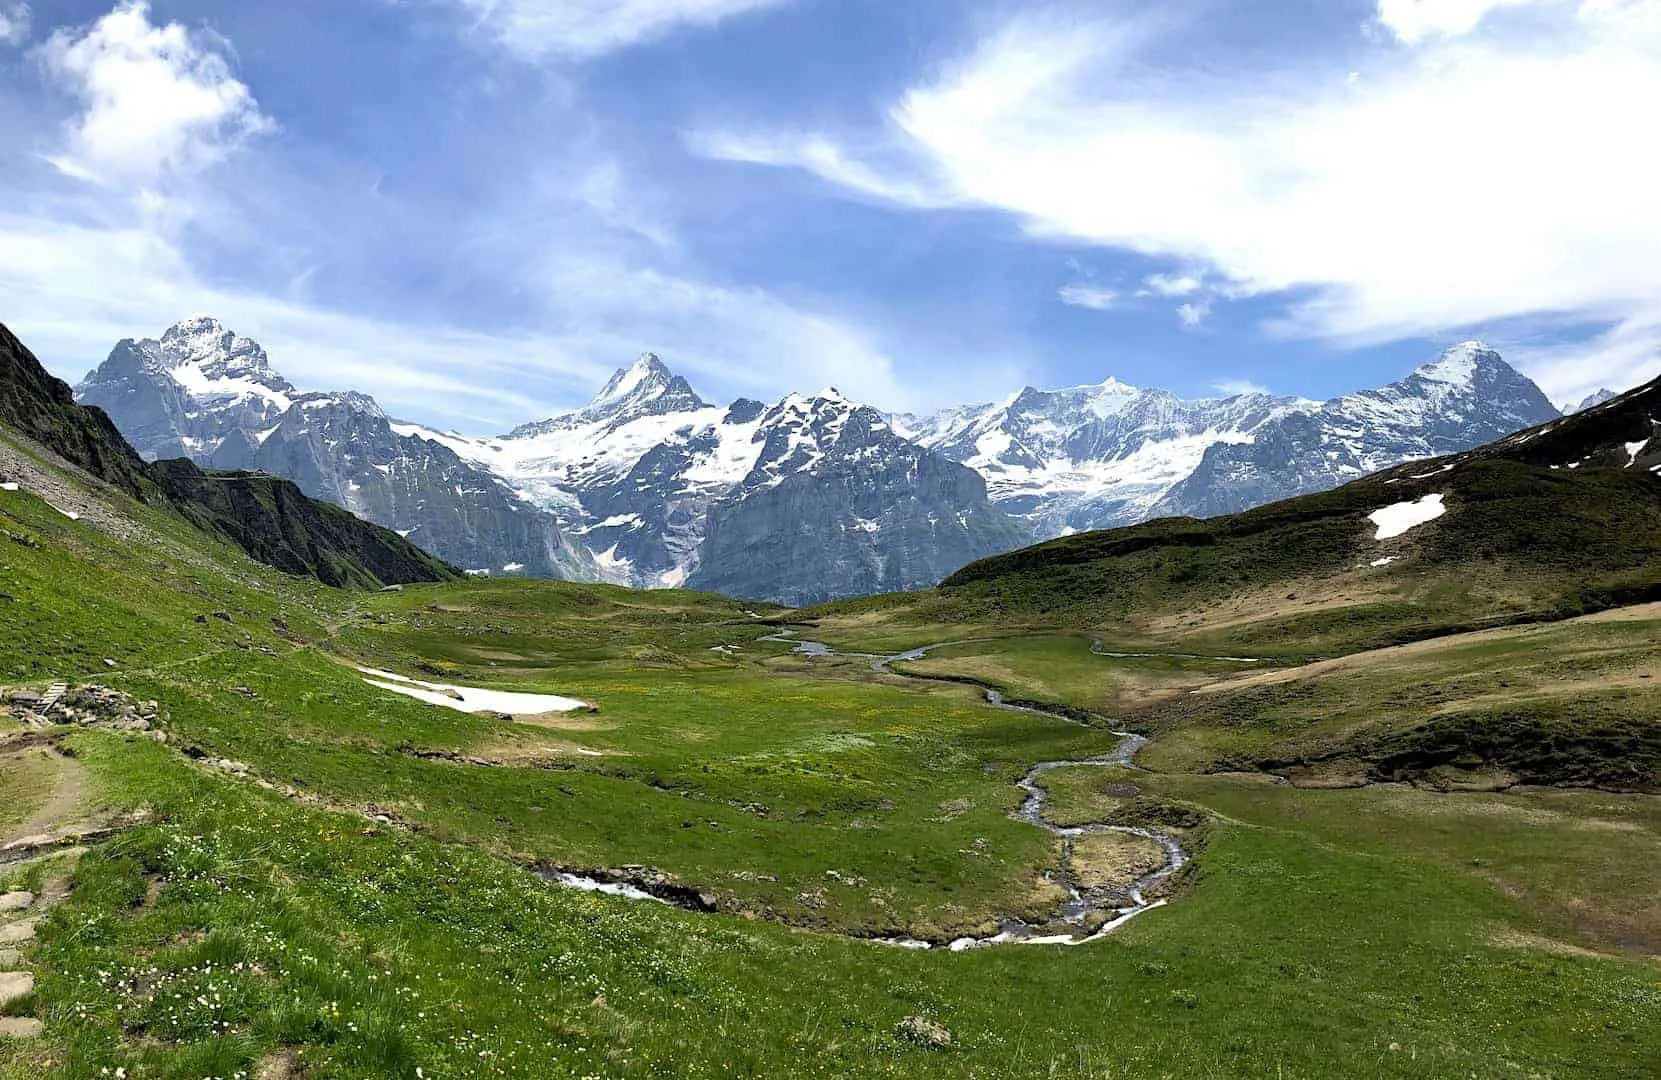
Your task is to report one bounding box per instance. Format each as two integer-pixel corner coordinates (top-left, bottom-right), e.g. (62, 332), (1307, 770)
(440, 0), (794, 59)
(685, 128), (951, 207)
(688, 0), (1661, 404)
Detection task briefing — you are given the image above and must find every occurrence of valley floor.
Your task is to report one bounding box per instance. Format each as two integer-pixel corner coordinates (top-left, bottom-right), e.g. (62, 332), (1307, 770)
(2, 464), (1659, 1078)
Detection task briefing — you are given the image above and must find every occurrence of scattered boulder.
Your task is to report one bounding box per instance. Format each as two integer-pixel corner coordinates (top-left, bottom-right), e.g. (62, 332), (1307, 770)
(0, 1017), (43, 1039)
(9, 684), (163, 733)
(0, 892), (33, 913)
(0, 920), (37, 946)
(0, 971), (34, 1007)
(895, 1016), (952, 1049)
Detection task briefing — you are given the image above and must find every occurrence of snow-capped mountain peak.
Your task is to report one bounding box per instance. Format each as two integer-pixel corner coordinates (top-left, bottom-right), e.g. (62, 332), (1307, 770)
(592, 352), (673, 407)
(507, 352), (708, 440)
(155, 315), (288, 389)
(76, 316), (598, 583)
(1411, 340), (1498, 389)
(1575, 388), (1618, 413)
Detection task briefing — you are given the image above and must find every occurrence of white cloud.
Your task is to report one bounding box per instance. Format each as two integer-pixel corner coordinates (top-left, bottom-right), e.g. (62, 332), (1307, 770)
(0, 3), (29, 45)
(1211, 378), (1268, 397)
(1176, 301), (1211, 328)
(1141, 272), (1203, 298)
(700, 3), (1661, 389)
(0, 191), (915, 428)
(1505, 315), (1661, 408)
(446, 0), (793, 59)
(1057, 284), (1120, 310)
(1372, 0), (1552, 44)
(0, 213), (583, 427)
(34, 0), (272, 186)
(686, 128), (951, 207)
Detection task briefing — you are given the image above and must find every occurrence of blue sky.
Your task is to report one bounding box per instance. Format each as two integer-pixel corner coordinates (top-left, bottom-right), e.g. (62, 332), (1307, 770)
(1, 0), (1657, 431)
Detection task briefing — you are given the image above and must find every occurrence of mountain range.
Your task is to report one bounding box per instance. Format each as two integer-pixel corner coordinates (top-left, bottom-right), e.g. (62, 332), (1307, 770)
(76, 317), (1569, 603)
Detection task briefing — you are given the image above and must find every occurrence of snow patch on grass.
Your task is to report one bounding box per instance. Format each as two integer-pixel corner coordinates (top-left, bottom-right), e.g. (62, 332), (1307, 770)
(1369, 494), (1445, 540)
(358, 667), (590, 715)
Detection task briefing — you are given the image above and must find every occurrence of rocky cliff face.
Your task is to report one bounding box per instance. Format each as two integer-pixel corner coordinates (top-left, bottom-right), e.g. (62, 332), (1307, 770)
(686, 393), (1030, 604)
(76, 318), (595, 581)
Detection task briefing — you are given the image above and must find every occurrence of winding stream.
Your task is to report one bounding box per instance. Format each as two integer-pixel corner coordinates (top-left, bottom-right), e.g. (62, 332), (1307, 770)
(544, 630), (1192, 951)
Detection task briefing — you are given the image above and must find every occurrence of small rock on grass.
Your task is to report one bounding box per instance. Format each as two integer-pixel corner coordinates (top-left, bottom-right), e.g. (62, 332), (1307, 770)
(0, 970), (33, 1005)
(0, 1017), (44, 1039)
(895, 1015), (952, 1049)
(0, 949), (24, 968)
(0, 893), (32, 912)
(0, 920), (38, 945)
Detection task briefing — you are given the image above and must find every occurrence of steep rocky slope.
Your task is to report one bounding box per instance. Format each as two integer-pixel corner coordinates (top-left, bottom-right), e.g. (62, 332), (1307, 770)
(685, 393), (1029, 604)
(3, 321), (455, 589)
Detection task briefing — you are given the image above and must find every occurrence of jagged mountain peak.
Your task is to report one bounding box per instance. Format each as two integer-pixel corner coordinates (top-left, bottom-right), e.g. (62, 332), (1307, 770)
(1409, 340), (1504, 389)
(591, 352), (675, 407)
(1575, 388), (1619, 413)
(507, 352), (709, 439)
(294, 390), (387, 420)
(153, 315), (282, 384)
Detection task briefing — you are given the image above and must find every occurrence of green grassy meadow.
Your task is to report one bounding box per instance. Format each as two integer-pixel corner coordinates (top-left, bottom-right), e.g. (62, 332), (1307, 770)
(3, 448), (1659, 1078)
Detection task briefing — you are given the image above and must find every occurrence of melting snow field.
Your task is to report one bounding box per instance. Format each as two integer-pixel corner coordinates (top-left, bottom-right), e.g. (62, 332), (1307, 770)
(357, 667), (590, 715)
(1368, 493), (1446, 540)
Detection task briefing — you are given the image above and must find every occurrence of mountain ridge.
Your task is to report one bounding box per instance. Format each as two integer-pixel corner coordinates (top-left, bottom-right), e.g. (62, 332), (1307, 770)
(78, 319), (1585, 604)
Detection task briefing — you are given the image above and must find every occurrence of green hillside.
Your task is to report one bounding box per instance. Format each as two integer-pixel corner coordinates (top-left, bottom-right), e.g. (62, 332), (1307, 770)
(2, 338), (1657, 1078)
